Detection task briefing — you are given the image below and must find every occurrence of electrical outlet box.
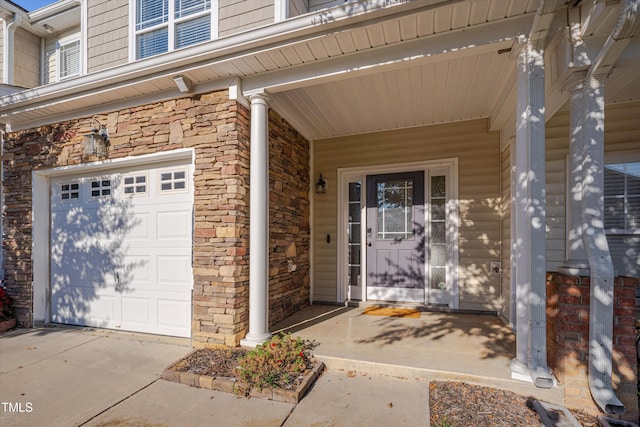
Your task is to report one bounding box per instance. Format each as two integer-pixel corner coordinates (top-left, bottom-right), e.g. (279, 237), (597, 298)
(491, 262), (501, 274)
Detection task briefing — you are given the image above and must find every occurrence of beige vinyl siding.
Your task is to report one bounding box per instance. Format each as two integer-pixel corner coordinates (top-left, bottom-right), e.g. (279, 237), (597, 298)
(500, 144), (511, 323)
(87, 0), (128, 72)
(545, 100), (640, 277)
(0, 23), (4, 82)
(44, 37), (56, 85)
(219, 0), (274, 37)
(289, 0), (308, 17)
(43, 27), (80, 85)
(313, 119), (502, 311)
(13, 27), (40, 88)
(545, 111), (569, 272)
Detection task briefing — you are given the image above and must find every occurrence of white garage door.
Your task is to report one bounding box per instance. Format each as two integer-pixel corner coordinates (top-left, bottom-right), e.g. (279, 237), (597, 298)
(50, 160), (193, 337)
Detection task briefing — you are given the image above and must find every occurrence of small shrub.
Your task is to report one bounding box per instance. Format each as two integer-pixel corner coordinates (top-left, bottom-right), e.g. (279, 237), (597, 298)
(234, 333), (317, 392)
(0, 286), (14, 321)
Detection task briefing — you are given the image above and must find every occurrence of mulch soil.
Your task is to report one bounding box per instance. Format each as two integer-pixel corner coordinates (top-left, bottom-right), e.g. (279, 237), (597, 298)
(171, 348), (247, 378)
(169, 347), (313, 391)
(429, 381), (601, 426)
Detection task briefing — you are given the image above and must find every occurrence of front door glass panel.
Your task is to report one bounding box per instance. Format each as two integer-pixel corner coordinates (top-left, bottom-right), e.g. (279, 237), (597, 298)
(377, 179), (413, 240)
(429, 175), (447, 291)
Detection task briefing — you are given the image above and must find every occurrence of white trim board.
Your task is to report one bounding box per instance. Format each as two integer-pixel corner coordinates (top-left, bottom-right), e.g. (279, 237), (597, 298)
(336, 158), (459, 308)
(32, 149), (195, 326)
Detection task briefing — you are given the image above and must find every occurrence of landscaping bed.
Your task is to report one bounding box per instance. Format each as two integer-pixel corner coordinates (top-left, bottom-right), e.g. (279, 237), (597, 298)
(162, 335), (323, 404)
(429, 381), (603, 426)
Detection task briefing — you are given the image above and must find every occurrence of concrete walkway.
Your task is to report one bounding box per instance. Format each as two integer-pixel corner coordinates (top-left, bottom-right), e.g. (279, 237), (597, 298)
(0, 305), (563, 426)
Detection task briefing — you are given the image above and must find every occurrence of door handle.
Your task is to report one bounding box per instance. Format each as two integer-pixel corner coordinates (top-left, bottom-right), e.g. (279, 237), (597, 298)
(367, 242), (372, 247)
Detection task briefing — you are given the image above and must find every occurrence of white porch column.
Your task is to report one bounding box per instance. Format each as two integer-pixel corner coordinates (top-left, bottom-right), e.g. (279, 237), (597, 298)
(240, 93), (272, 347)
(558, 72), (590, 276)
(510, 42), (553, 388)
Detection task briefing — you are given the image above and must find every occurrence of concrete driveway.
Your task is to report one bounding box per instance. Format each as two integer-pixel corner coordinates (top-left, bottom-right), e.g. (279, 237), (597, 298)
(0, 325), (431, 427)
(0, 326), (193, 426)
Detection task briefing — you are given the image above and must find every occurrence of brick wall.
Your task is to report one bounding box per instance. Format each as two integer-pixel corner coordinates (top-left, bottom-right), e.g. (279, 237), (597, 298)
(2, 90), (310, 347)
(546, 273), (639, 421)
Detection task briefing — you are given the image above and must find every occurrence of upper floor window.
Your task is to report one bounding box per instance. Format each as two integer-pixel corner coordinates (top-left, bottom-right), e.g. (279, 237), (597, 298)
(604, 161), (640, 233)
(135, 0), (212, 59)
(59, 38), (80, 80)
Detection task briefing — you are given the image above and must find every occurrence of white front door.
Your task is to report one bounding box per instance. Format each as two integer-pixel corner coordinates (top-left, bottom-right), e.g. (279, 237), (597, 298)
(50, 160), (193, 337)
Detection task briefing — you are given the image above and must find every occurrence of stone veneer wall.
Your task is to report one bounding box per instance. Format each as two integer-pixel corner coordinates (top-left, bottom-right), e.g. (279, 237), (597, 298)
(2, 90), (310, 347)
(546, 273), (638, 421)
(267, 109), (311, 326)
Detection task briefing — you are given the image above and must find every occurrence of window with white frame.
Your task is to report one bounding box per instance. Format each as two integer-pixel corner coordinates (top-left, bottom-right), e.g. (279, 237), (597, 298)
(135, 0), (213, 59)
(604, 161), (640, 233)
(604, 159), (639, 278)
(90, 179), (113, 198)
(159, 169), (187, 192)
(58, 38), (80, 80)
(123, 173), (149, 196)
(60, 182), (80, 201)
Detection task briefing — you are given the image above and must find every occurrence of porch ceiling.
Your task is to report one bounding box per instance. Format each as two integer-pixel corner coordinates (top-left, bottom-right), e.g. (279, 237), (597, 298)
(268, 49), (515, 140)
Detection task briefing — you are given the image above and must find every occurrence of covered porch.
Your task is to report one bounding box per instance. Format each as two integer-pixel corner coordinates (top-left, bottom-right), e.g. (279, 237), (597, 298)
(271, 303), (563, 403)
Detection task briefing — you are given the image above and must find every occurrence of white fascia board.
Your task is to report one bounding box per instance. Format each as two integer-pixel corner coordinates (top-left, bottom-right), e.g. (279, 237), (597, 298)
(0, 0), (28, 20)
(8, 78), (236, 132)
(243, 13), (534, 95)
(28, 0), (78, 19)
(0, 0), (461, 122)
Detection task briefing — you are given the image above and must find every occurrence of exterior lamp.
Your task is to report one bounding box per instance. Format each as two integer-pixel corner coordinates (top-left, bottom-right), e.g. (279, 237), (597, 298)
(315, 174), (327, 193)
(83, 118), (109, 157)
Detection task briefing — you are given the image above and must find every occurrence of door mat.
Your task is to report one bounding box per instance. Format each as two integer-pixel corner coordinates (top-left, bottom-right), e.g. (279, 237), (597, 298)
(362, 306), (420, 318)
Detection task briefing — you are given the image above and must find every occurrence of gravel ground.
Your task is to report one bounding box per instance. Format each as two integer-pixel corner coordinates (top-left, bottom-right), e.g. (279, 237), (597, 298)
(429, 381), (601, 426)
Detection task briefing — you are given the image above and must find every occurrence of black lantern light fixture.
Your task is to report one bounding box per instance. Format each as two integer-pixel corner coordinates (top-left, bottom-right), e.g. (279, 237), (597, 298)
(315, 174), (327, 194)
(83, 117), (110, 157)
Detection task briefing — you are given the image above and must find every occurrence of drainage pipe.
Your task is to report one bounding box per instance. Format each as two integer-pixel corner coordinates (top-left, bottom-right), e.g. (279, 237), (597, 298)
(2, 13), (21, 86)
(527, 0), (561, 389)
(582, 0), (639, 415)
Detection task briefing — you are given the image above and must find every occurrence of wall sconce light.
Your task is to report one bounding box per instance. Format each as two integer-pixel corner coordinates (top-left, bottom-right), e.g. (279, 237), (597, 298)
(83, 117), (110, 157)
(315, 174), (327, 194)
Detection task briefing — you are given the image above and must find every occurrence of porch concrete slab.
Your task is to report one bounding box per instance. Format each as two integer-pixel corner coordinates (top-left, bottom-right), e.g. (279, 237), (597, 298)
(283, 369), (429, 427)
(274, 304), (564, 404)
(84, 378), (295, 427)
(0, 326), (190, 427)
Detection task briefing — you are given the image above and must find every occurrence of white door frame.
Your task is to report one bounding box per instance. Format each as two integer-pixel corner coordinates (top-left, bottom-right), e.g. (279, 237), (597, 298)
(336, 158), (459, 308)
(32, 149), (195, 326)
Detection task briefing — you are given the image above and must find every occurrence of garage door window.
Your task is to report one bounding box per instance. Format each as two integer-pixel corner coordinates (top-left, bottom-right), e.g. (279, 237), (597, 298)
(124, 174), (148, 195)
(160, 169), (187, 192)
(60, 183), (80, 200)
(91, 179), (112, 198)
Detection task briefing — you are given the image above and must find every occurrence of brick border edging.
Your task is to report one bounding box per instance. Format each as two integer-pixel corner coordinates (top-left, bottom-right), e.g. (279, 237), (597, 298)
(161, 350), (325, 404)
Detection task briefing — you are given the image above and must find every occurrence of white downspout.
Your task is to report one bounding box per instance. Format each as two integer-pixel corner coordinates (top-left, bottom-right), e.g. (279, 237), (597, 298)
(582, 0), (639, 415)
(511, 0), (559, 388)
(2, 13), (21, 85)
